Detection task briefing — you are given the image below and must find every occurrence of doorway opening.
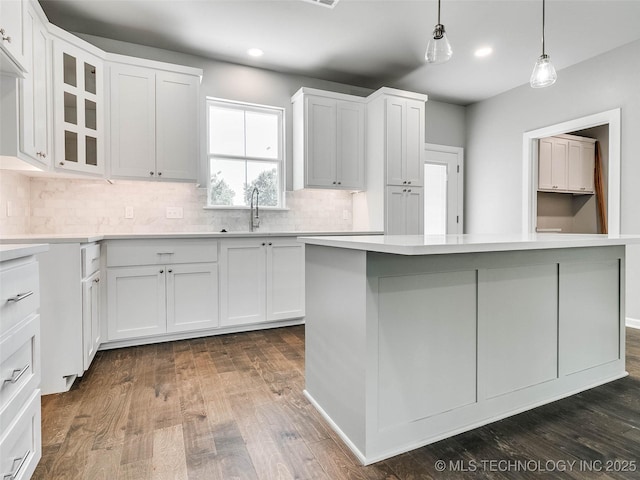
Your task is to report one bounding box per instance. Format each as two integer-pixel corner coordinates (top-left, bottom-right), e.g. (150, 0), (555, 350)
(521, 109), (620, 235)
(424, 143), (464, 234)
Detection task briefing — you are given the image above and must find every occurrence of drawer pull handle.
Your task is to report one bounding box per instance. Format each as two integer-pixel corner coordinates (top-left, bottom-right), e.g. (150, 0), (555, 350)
(3, 450), (30, 480)
(3, 364), (29, 385)
(156, 252), (174, 255)
(6, 291), (34, 303)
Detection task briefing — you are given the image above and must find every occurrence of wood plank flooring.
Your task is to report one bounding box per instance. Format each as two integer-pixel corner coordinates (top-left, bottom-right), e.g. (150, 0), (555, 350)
(34, 327), (640, 479)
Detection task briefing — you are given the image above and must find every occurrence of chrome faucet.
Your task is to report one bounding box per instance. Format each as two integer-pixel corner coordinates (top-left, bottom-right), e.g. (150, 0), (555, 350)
(249, 187), (260, 232)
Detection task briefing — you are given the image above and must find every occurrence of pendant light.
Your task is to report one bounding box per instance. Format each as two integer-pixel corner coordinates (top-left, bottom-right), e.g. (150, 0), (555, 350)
(425, 0), (452, 64)
(530, 0), (557, 88)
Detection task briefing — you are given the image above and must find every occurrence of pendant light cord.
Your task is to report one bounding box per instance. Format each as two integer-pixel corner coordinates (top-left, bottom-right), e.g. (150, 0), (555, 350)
(542, 0), (546, 55)
(437, 0), (441, 24)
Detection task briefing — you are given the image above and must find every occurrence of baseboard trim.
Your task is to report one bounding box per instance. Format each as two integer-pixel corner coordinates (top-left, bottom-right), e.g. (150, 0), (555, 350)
(626, 317), (640, 329)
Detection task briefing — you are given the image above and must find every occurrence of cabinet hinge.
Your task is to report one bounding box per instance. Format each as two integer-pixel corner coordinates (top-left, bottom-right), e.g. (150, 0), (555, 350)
(457, 165), (460, 173)
(456, 215), (459, 223)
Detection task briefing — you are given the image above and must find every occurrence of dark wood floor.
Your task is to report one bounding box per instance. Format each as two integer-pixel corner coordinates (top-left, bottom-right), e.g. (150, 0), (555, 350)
(34, 327), (640, 480)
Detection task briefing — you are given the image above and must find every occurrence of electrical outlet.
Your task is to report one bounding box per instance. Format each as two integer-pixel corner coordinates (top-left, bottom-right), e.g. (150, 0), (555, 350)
(125, 206), (134, 219)
(166, 206), (184, 219)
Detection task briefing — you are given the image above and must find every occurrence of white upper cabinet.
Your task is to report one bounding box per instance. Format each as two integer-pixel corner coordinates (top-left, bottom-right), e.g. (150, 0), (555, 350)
(108, 59), (201, 182)
(292, 87), (365, 190)
(0, 0), (27, 74)
(19, 2), (51, 167)
(53, 38), (104, 175)
(538, 135), (595, 194)
(385, 96), (425, 186)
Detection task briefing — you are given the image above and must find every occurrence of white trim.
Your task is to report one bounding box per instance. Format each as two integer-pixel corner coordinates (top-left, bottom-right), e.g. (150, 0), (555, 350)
(424, 143), (465, 234)
(522, 109), (621, 235)
(626, 317), (640, 330)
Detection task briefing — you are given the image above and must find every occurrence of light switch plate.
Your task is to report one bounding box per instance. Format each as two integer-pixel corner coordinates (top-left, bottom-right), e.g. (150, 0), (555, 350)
(166, 206), (184, 219)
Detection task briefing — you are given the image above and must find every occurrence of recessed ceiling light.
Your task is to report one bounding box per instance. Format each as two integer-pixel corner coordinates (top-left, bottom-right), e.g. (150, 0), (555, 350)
(474, 47), (493, 58)
(247, 48), (264, 57)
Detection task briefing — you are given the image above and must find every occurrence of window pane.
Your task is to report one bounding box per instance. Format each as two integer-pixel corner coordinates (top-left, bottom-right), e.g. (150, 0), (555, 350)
(246, 111), (279, 159)
(209, 106), (245, 156)
(209, 159), (245, 206)
(424, 163), (447, 235)
(246, 161), (279, 207)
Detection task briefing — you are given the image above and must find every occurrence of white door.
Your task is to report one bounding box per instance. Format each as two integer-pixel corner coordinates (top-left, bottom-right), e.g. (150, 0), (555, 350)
(424, 144), (464, 234)
(166, 263), (219, 333)
(107, 265), (166, 340)
(219, 240), (266, 326)
(306, 96), (337, 187)
(109, 64), (156, 179)
(266, 240), (305, 321)
(82, 270), (101, 371)
(156, 71), (199, 181)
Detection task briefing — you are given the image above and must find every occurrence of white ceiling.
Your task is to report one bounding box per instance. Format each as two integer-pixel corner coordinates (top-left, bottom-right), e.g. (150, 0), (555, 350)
(39, 0), (640, 105)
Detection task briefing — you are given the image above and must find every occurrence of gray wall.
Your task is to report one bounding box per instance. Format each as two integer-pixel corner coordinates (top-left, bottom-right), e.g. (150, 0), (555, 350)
(79, 34), (466, 190)
(465, 38), (640, 322)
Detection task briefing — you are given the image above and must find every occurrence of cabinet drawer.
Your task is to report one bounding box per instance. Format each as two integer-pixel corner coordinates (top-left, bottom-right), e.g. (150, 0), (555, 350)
(82, 243), (101, 277)
(0, 315), (40, 420)
(0, 391), (41, 480)
(106, 240), (218, 267)
(0, 260), (39, 334)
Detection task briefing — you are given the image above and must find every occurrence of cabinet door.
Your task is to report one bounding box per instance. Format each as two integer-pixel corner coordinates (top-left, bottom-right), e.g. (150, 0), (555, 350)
(385, 98), (405, 186)
(306, 96), (337, 187)
(53, 41), (104, 174)
(19, 5), (50, 167)
(568, 141), (595, 193)
(550, 137), (568, 190)
(109, 64), (156, 179)
(405, 187), (424, 235)
(266, 240), (305, 321)
(219, 240), (266, 327)
(336, 100), (365, 190)
(0, 0), (27, 71)
(385, 186), (407, 234)
(107, 266), (166, 340)
(538, 138), (554, 190)
(404, 101), (424, 186)
(82, 270), (101, 371)
(155, 71), (198, 181)
(166, 263), (219, 333)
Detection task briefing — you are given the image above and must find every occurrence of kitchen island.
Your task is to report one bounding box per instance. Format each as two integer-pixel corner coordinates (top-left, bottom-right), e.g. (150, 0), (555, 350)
(298, 234), (637, 465)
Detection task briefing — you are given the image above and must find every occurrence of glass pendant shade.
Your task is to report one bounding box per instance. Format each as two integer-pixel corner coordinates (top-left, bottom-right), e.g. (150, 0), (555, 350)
(530, 53), (557, 88)
(425, 25), (453, 64)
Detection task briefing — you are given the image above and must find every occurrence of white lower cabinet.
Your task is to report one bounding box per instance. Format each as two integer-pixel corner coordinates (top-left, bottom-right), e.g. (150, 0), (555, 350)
(107, 263), (218, 340)
(220, 238), (305, 327)
(386, 186), (424, 235)
(105, 239), (219, 342)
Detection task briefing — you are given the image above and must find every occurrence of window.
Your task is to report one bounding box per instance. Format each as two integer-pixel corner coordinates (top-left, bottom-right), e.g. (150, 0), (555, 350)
(207, 98), (284, 208)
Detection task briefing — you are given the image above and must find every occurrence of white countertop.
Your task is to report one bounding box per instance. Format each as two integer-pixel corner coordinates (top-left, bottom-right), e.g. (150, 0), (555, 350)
(298, 233), (640, 255)
(0, 243), (49, 262)
(0, 231), (382, 244)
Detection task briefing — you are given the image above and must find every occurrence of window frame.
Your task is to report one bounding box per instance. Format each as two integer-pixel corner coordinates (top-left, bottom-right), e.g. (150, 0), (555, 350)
(205, 97), (286, 209)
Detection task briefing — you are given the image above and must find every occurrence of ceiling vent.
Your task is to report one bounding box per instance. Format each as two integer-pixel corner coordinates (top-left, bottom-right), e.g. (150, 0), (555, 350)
(301, 0), (340, 9)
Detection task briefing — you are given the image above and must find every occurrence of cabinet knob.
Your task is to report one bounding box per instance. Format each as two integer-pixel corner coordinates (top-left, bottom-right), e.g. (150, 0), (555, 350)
(268, 242), (272, 246)
(407, 189), (412, 193)
(94, 278), (100, 283)
(168, 269), (173, 273)
(261, 242), (266, 246)
(59, 162), (65, 166)
(158, 172), (162, 176)
(160, 269), (164, 274)
(407, 181), (411, 185)
(403, 181), (407, 185)
(150, 171), (155, 176)
(402, 189), (407, 193)
(337, 181), (341, 185)
(42, 153), (47, 158)
(332, 181), (336, 185)
(1, 29), (11, 43)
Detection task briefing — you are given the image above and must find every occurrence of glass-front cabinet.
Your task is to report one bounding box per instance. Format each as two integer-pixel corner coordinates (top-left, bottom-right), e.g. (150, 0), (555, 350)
(53, 40), (104, 174)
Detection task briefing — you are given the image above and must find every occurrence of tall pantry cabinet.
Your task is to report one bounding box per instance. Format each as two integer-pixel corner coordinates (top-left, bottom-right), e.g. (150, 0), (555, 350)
(359, 88), (428, 234)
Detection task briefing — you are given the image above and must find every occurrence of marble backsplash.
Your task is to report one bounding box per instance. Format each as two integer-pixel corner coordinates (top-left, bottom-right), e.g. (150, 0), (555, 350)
(0, 171), (355, 235)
